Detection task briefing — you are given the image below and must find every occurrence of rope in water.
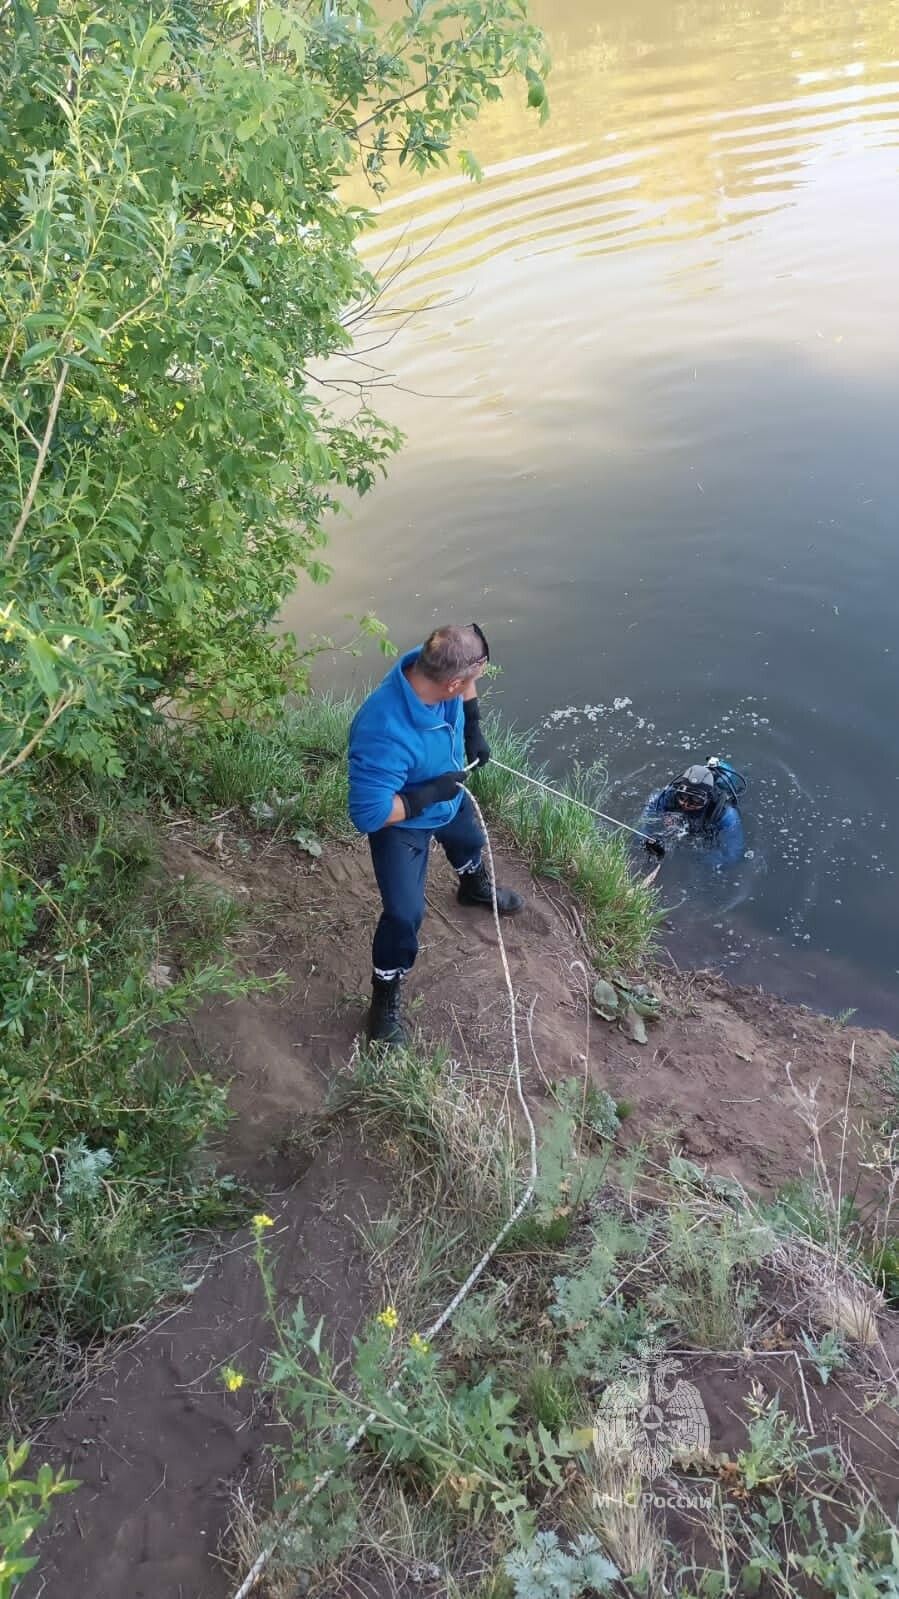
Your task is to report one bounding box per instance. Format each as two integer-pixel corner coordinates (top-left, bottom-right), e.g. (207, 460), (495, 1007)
(487, 757), (662, 850)
(230, 790), (537, 1599)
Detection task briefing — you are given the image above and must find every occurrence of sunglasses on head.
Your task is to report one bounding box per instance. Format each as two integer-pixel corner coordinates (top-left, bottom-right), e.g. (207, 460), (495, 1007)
(467, 621), (490, 666)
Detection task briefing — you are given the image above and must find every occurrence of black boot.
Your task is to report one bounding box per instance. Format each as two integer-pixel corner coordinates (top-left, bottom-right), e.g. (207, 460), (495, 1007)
(367, 974), (408, 1047)
(457, 862), (524, 916)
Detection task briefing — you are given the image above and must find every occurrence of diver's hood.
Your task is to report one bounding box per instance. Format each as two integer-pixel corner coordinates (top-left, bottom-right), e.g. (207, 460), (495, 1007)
(677, 764), (715, 791)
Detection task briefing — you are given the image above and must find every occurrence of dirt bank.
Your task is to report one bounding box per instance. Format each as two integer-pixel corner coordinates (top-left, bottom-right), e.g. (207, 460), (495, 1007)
(24, 826), (898, 1598)
(169, 826), (895, 1198)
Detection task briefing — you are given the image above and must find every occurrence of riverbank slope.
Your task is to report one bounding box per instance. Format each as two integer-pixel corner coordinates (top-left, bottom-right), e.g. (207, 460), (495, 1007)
(24, 784), (899, 1598)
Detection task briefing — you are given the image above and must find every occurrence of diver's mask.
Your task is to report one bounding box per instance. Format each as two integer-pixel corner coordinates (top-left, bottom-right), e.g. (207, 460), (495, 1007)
(671, 764), (716, 815)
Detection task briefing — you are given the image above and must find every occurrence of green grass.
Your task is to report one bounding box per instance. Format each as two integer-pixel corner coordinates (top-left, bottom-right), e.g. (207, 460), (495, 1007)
(472, 720), (659, 968)
(520, 1362), (580, 1431)
(339, 1044), (519, 1242)
(134, 696), (357, 840)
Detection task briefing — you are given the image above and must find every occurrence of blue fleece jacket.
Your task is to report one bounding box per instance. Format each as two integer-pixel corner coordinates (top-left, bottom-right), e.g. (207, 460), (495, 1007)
(348, 647), (465, 835)
(644, 788), (745, 868)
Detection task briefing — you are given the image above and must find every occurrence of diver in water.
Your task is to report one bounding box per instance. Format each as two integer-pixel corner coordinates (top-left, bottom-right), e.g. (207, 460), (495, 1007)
(644, 758), (746, 868)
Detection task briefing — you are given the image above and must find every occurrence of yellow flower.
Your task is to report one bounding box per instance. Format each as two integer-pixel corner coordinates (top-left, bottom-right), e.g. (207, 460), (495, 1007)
(252, 1213), (275, 1231)
(376, 1305), (399, 1331)
(408, 1332), (429, 1355)
(221, 1366), (245, 1392)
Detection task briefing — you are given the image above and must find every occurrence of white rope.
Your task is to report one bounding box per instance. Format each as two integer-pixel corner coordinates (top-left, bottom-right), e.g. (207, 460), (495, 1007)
(230, 794), (537, 1599)
(488, 756), (662, 849)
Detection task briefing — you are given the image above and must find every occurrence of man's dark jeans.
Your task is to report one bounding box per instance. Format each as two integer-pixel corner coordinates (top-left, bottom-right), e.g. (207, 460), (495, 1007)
(369, 792), (484, 976)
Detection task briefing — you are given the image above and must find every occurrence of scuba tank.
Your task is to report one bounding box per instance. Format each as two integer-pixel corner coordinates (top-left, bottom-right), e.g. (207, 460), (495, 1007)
(707, 757), (747, 801)
(705, 757), (748, 827)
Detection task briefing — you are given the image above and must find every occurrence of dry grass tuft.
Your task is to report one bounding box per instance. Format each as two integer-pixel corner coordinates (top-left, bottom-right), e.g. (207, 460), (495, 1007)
(814, 1279), (882, 1348)
(771, 1232), (885, 1352)
(574, 1459), (667, 1593)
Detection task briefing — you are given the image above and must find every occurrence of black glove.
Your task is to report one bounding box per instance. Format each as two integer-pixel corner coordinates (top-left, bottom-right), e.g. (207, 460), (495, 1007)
(463, 697), (491, 768)
(400, 771), (462, 820)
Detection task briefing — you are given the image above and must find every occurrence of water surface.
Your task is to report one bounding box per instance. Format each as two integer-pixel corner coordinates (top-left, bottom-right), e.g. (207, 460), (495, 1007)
(285, 0), (899, 1027)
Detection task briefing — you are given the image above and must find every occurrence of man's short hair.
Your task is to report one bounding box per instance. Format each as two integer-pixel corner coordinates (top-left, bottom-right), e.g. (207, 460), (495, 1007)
(418, 624), (486, 684)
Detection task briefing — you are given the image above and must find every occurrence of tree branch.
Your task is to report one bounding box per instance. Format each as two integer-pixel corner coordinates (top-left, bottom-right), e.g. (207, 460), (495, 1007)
(1, 323), (20, 384)
(0, 692), (76, 779)
(348, 23), (487, 138)
(4, 360), (69, 563)
(0, 394), (41, 452)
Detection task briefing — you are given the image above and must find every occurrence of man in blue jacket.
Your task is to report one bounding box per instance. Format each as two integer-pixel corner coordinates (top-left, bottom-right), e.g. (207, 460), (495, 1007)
(349, 623), (524, 1045)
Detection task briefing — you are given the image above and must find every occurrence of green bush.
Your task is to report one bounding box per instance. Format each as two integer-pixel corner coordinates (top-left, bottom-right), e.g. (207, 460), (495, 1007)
(648, 1205), (772, 1350)
(549, 1213), (655, 1381)
(1, 0), (547, 779)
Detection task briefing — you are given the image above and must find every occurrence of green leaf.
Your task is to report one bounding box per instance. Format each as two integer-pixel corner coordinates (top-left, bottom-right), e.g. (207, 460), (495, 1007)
(23, 312), (66, 336)
(291, 829), (322, 858)
(459, 148), (483, 182)
(19, 339), (59, 368)
(25, 635), (60, 697)
(235, 115), (262, 142)
(621, 1005), (648, 1045)
(237, 251), (262, 289)
(0, 1554), (38, 1579)
(526, 75), (545, 109)
(263, 6), (306, 58)
(140, 26), (172, 75)
(591, 979), (620, 1021)
(536, 1423), (564, 1484)
(263, 7), (291, 44)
